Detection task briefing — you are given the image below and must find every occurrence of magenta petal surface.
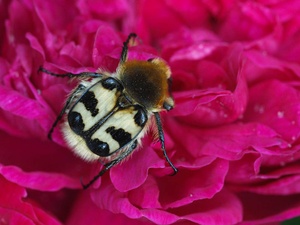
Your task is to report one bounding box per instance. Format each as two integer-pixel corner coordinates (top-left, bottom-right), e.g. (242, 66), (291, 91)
(0, 176), (62, 225)
(2, 0), (300, 224)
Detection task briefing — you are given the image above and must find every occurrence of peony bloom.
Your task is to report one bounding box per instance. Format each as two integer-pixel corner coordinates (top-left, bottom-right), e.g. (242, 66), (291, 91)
(1, 0), (300, 224)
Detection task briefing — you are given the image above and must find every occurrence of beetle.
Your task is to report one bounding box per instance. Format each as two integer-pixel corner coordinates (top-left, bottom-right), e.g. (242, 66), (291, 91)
(39, 33), (177, 189)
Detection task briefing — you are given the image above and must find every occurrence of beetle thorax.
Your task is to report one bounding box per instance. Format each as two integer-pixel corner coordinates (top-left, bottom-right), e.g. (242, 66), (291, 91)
(117, 59), (173, 112)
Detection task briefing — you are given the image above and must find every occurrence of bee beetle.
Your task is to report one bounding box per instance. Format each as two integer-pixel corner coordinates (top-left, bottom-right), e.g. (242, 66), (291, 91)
(39, 33), (177, 189)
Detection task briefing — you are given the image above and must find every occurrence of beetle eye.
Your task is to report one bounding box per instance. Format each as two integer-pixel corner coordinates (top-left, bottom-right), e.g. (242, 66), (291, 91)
(163, 102), (173, 111)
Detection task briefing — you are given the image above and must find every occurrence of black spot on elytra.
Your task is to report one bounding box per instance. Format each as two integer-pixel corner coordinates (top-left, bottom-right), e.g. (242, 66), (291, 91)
(79, 91), (99, 117)
(134, 106), (147, 127)
(87, 138), (110, 157)
(106, 126), (131, 148)
(68, 111), (84, 134)
(102, 77), (123, 91)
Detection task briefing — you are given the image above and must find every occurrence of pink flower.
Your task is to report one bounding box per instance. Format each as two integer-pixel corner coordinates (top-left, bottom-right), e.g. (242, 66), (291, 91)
(1, 0), (300, 224)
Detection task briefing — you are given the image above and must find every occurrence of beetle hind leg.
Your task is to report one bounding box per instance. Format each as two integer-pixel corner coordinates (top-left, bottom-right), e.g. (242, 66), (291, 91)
(81, 140), (138, 189)
(154, 112), (178, 175)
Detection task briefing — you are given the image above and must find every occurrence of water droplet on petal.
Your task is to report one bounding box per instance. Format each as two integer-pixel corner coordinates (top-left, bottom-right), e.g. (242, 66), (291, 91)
(277, 111), (284, 118)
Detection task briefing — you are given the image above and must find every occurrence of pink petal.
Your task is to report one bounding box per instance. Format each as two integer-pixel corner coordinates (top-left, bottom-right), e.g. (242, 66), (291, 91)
(67, 191), (154, 225)
(233, 171), (300, 195)
(0, 165), (80, 191)
(238, 192), (300, 224)
(244, 49), (300, 82)
(178, 189), (243, 225)
(77, 0), (129, 20)
(110, 137), (166, 192)
(128, 176), (162, 209)
(226, 153), (262, 184)
(171, 44), (248, 127)
(2, 0), (300, 224)
(219, 2), (276, 42)
(92, 26), (121, 70)
(91, 181), (243, 224)
(91, 179), (179, 224)
(167, 118), (288, 163)
(152, 159), (229, 208)
(137, 0), (205, 39)
(0, 87), (50, 138)
(0, 130), (90, 190)
(244, 79), (300, 142)
(0, 176), (62, 225)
